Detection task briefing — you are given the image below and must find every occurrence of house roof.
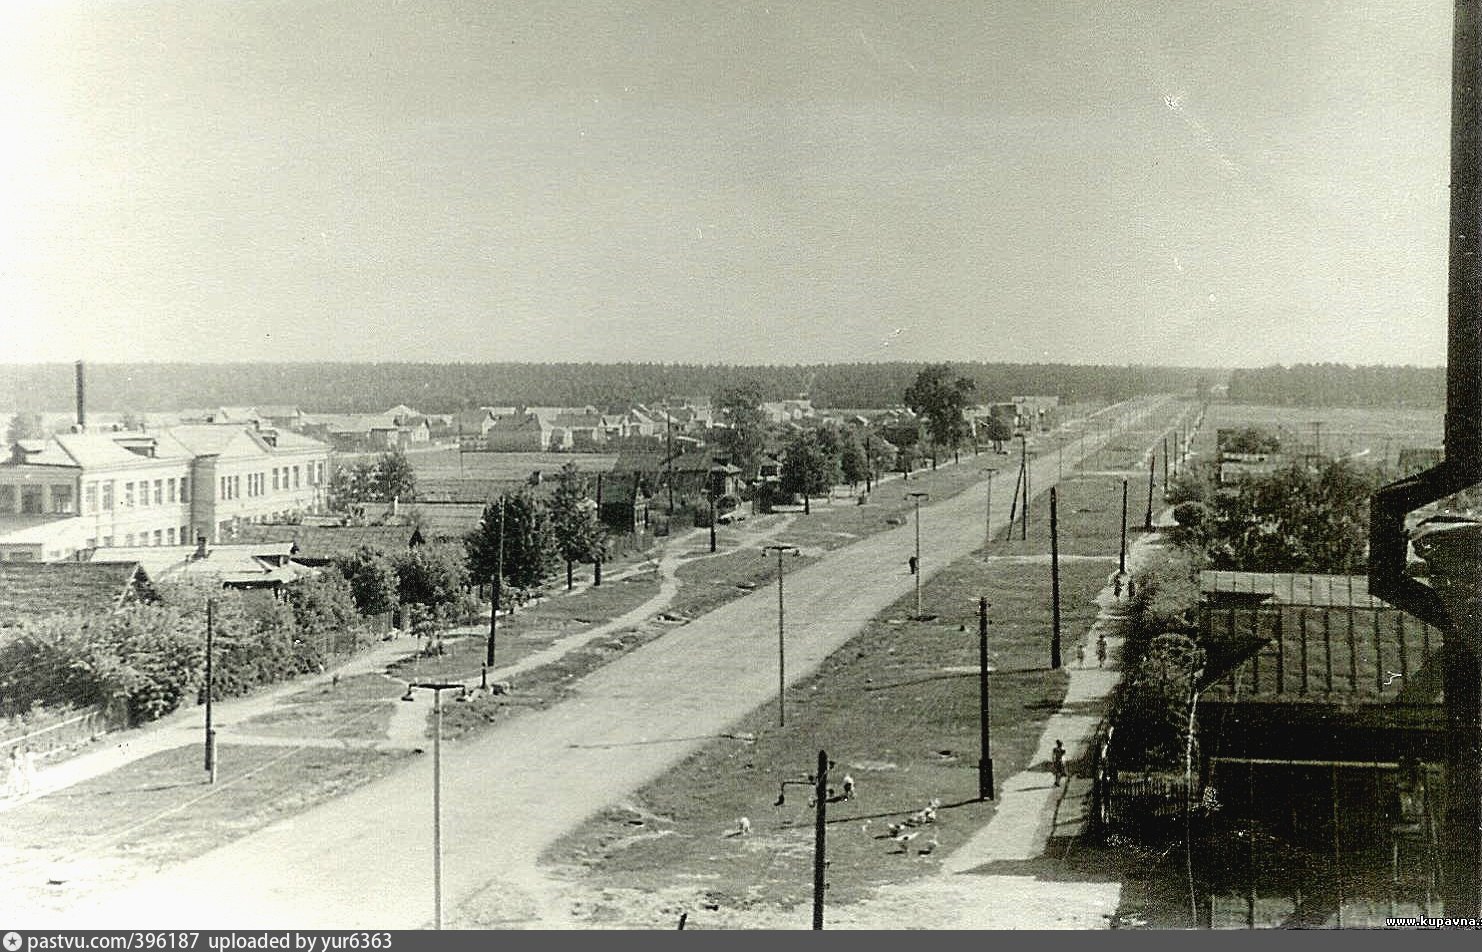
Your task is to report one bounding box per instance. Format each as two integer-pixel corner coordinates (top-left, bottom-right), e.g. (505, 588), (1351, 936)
(89, 543), (306, 585)
(0, 562), (152, 621)
(1199, 572), (1387, 609)
(228, 523), (424, 559)
(360, 502), (486, 540)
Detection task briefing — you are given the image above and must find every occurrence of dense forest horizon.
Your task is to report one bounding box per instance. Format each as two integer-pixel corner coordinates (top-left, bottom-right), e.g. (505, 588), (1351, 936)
(0, 362), (1220, 414)
(1227, 363), (1445, 407)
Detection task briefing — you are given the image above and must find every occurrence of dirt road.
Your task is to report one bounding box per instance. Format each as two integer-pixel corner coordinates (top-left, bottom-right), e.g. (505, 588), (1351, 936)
(39, 397), (1176, 929)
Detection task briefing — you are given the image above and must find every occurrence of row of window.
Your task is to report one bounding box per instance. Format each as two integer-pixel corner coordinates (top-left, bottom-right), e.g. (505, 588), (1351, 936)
(79, 476), (189, 514)
(0, 484), (74, 515)
(3, 460), (327, 517)
(85, 525), (193, 549)
(219, 462), (324, 502)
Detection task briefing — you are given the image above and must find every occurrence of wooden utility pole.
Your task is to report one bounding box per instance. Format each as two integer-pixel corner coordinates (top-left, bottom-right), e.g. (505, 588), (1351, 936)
(1119, 478), (1129, 575)
(978, 596), (994, 800)
(1162, 435), (1170, 496)
(813, 749), (829, 930)
(205, 599), (217, 783)
(1145, 452), (1156, 531)
(1050, 487), (1062, 670)
(1020, 436), (1029, 541)
(486, 499), (504, 667)
(666, 414), (675, 515)
(594, 474), (603, 587)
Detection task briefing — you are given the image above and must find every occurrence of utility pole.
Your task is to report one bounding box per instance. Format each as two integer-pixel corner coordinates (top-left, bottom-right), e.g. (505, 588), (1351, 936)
(1162, 435), (1170, 498)
(1312, 420), (1323, 457)
(204, 598), (217, 784)
(1119, 478), (1129, 575)
(978, 596), (995, 800)
(594, 474), (603, 586)
(1050, 487), (1062, 670)
(982, 469), (996, 547)
(1004, 458), (1024, 543)
(1145, 452), (1156, 531)
(864, 434), (874, 493)
(764, 544), (800, 726)
(908, 492), (929, 617)
(813, 749), (828, 931)
(486, 498), (504, 667)
(666, 412), (675, 515)
(401, 682), (466, 930)
(1019, 434), (1030, 540)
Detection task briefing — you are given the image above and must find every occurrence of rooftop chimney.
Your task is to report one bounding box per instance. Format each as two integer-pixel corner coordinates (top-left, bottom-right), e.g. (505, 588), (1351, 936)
(74, 360), (86, 431)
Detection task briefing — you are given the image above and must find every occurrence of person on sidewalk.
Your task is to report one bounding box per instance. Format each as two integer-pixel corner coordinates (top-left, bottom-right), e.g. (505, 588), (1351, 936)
(1076, 643), (1086, 668)
(1051, 740), (1067, 787)
(1113, 575), (1123, 600)
(5, 749), (20, 798)
(20, 745), (37, 795)
(1096, 635), (1107, 668)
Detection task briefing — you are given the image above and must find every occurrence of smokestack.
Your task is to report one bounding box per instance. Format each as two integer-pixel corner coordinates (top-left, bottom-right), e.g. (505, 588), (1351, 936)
(74, 360), (86, 430)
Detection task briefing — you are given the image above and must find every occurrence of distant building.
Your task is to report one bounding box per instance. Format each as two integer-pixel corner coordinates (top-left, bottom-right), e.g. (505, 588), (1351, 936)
(229, 522), (426, 565)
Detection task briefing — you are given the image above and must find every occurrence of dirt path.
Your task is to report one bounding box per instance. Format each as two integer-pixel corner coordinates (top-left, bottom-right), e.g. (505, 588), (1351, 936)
(29, 398), (1175, 929)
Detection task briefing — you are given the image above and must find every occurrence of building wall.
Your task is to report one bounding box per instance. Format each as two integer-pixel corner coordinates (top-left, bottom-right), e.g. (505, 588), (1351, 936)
(206, 448), (328, 541)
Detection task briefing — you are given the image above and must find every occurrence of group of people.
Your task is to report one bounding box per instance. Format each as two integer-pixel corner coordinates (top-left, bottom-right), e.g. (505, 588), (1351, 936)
(5, 745), (38, 799)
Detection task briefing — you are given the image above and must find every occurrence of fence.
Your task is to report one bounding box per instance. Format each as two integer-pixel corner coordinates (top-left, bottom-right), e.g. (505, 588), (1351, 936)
(0, 705), (117, 762)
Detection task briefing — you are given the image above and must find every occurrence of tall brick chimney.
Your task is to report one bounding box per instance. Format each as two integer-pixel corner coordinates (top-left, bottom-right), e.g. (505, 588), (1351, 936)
(74, 360), (86, 431)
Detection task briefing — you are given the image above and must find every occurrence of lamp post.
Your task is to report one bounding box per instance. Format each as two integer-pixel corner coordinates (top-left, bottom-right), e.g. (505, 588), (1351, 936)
(763, 544), (800, 727)
(204, 599), (217, 784)
(1050, 487), (1062, 670)
(401, 681), (468, 930)
(775, 750), (831, 930)
(907, 492), (929, 618)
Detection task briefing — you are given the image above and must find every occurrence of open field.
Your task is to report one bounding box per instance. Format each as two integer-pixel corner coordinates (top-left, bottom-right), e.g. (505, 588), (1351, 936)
(1193, 403), (1442, 469)
(409, 448), (620, 480)
(0, 743), (413, 919)
(235, 673), (403, 741)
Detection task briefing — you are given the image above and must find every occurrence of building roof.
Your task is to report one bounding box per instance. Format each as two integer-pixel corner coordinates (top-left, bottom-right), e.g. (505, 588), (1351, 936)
(228, 523), (424, 559)
(0, 514), (88, 545)
(0, 561), (153, 621)
(1199, 571), (1387, 609)
(360, 502), (486, 540)
(89, 543), (304, 585)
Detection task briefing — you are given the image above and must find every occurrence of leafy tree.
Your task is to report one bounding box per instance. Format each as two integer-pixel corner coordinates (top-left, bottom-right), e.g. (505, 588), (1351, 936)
(981, 416), (1013, 452)
(1203, 460), (1377, 574)
(715, 383), (769, 476)
(327, 459), (377, 512)
(5, 412), (45, 445)
(548, 463), (607, 590)
(395, 542), (469, 612)
(371, 448), (418, 502)
(837, 427), (869, 487)
(465, 490), (556, 601)
(332, 545), (401, 617)
(863, 433), (897, 478)
(1116, 633), (1206, 769)
(1219, 427), (1281, 455)
(286, 572), (362, 655)
(779, 430), (840, 514)
(904, 364), (977, 463)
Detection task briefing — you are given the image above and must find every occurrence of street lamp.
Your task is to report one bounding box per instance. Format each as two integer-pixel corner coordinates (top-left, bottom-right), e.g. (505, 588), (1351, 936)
(907, 492), (929, 618)
(976, 597), (995, 800)
(401, 680), (469, 930)
(774, 750), (831, 930)
(763, 544), (800, 727)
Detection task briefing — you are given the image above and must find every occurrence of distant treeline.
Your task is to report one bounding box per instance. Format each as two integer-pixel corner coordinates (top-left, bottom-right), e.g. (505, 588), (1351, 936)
(0, 361), (1217, 414)
(1227, 364), (1445, 408)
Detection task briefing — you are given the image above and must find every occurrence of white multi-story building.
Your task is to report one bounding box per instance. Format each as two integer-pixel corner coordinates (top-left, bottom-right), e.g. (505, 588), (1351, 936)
(0, 425), (331, 562)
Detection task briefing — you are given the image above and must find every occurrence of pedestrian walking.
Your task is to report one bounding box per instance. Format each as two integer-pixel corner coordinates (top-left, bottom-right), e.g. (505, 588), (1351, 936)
(1051, 740), (1067, 787)
(1113, 575), (1123, 599)
(842, 774), (856, 801)
(17, 745), (35, 796)
(1096, 635), (1107, 668)
(1126, 579), (1136, 599)
(908, 555), (918, 575)
(1076, 643), (1086, 668)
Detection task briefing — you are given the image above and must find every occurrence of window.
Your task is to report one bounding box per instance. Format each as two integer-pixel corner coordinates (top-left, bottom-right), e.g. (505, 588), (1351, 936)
(180, 476), (189, 500)
(180, 525), (189, 543)
(125, 533), (135, 546)
(153, 530), (162, 546)
(0, 486), (14, 512)
(293, 466), (300, 489)
(102, 535), (113, 547)
(102, 482), (114, 510)
(167, 478), (176, 503)
(167, 527), (176, 544)
(21, 487), (42, 514)
(84, 482), (98, 513)
(272, 468), (280, 492)
(51, 484), (74, 514)
(220, 476), (228, 499)
(124, 482), (135, 507)
(153, 480), (162, 505)
(234, 475), (241, 499)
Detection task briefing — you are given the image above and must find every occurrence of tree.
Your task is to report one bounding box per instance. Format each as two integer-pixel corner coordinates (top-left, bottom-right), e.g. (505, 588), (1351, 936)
(981, 416), (1013, 453)
(332, 545), (401, 617)
(715, 383), (769, 476)
(465, 490), (556, 602)
(395, 542), (470, 613)
(837, 428), (869, 488)
(779, 430), (840, 514)
(1116, 633), (1206, 769)
(548, 463), (607, 590)
(1219, 427), (1280, 456)
(371, 448), (417, 502)
(1203, 460), (1377, 574)
(904, 364), (977, 464)
(327, 459), (377, 512)
(5, 412), (44, 445)
(286, 572), (362, 655)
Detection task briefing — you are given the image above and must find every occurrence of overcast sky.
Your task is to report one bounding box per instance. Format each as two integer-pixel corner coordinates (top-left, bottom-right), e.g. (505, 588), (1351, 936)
(0, 1), (1453, 367)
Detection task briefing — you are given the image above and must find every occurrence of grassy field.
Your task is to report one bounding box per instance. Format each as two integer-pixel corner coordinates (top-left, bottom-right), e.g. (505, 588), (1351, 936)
(235, 673), (403, 740)
(409, 448), (619, 480)
(1193, 403), (1442, 470)
(0, 743), (413, 917)
(540, 449), (1140, 925)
